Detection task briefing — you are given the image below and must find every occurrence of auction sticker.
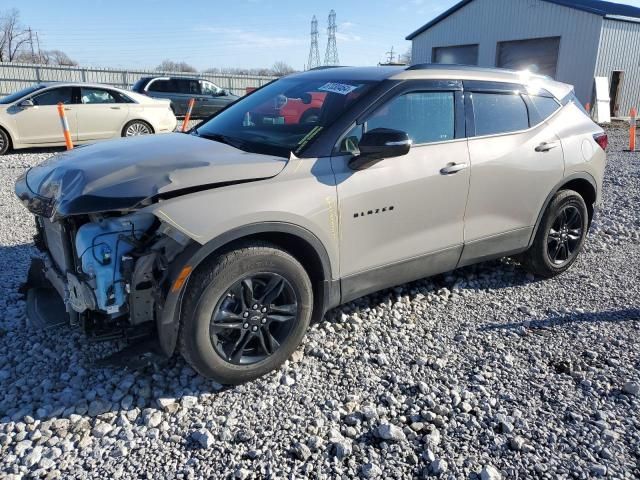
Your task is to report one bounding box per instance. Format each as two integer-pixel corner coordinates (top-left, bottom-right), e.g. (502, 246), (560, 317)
(318, 82), (358, 95)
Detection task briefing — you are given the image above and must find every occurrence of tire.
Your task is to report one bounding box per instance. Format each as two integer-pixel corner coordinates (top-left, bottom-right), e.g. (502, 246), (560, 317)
(122, 120), (153, 137)
(299, 108), (321, 125)
(521, 189), (589, 278)
(179, 241), (313, 384)
(0, 128), (11, 155)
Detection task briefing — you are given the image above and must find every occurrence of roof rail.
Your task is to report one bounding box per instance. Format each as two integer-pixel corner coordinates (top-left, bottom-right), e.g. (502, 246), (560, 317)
(308, 65), (347, 71)
(406, 63), (515, 73)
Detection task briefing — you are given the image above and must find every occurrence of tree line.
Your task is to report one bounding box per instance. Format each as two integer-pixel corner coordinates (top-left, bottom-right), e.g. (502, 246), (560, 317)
(156, 60), (295, 77)
(0, 8), (77, 65)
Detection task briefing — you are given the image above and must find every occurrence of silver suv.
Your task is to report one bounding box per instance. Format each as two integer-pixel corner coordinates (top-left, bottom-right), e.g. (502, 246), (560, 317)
(16, 65), (607, 384)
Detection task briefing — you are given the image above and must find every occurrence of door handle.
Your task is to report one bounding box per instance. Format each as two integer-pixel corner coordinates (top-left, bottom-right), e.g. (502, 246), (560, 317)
(535, 142), (559, 152)
(64, 107), (72, 111)
(110, 106), (121, 110)
(440, 162), (469, 175)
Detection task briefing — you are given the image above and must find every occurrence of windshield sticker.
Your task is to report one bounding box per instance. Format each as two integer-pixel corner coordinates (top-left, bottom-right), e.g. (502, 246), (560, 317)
(318, 82), (358, 96)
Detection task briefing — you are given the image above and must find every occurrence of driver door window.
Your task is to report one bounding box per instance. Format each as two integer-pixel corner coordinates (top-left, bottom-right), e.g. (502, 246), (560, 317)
(342, 91), (455, 153)
(32, 87), (74, 106)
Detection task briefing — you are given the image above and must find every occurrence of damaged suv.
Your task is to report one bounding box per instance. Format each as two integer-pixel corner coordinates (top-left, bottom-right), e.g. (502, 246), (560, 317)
(16, 65), (607, 384)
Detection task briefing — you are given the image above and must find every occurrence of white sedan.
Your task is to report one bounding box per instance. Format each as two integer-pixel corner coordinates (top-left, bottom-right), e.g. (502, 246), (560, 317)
(0, 82), (177, 154)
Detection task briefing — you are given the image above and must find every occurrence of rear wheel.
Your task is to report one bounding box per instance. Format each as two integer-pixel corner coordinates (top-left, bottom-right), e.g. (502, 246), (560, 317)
(0, 128), (10, 155)
(122, 120), (153, 137)
(521, 190), (589, 278)
(179, 242), (313, 384)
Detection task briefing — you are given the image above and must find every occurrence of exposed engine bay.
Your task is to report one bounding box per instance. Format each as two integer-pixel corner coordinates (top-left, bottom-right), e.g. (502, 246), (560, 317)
(32, 212), (190, 341)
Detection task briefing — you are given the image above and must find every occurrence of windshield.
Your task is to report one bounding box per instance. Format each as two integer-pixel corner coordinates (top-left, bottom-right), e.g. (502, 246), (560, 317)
(0, 85), (47, 104)
(194, 78), (375, 157)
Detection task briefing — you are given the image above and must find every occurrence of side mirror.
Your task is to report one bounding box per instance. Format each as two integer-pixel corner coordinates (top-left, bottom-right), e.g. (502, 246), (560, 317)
(19, 99), (35, 108)
(218, 89), (227, 96)
(349, 128), (411, 170)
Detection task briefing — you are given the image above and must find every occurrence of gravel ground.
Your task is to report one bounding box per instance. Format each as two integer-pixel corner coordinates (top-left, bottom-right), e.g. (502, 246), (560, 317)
(0, 126), (638, 479)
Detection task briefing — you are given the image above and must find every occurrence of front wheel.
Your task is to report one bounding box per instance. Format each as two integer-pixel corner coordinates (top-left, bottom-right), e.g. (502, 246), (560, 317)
(521, 189), (589, 278)
(179, 242), (313, 384)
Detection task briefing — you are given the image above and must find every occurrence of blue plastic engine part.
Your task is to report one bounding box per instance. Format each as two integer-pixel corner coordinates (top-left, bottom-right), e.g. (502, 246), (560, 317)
(75, 212), (155, 314)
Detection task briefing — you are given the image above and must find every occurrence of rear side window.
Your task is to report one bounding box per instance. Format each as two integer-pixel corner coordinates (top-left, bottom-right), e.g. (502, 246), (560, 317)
(32, 87), (73, 106)
(148, 79), (174, 92)
(563, 92), (589, 116)
(175, 79), (201, 95)
(472, 92), (529, 136)
(529, 95), (561, 123)
(80, 88), (118, 104)
(366, 91), (455, 145)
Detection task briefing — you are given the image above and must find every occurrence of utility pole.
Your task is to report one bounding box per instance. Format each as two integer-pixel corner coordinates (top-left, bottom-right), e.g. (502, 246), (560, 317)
(307, 15), (320, 70)
(28, 27), (36, 58)
(35, 32), (42, 63)
(324, 10), (339, 66)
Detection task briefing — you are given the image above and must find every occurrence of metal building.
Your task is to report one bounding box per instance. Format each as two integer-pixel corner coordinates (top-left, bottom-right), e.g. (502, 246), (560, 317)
(406, 0), (640, 117)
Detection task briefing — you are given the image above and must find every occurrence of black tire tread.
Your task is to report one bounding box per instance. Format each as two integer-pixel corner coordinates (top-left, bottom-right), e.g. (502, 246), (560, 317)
(178, 241), (312, 383)
(521, 189), (588, 278)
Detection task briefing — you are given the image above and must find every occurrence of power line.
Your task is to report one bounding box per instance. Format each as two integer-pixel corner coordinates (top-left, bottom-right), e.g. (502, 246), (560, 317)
(324, 10), (339, 66)
(307, 15), (320, 70)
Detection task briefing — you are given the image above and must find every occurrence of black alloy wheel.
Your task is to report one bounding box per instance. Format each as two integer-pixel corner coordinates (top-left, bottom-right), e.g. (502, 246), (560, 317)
(179, 241), (313, 384)
(546, 205), (584, 266)
(210, 273), (297, 365)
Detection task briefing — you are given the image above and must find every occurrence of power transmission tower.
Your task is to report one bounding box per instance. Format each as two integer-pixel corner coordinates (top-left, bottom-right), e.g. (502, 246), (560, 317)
(307, 15), (320, 70)
(324, 10), (339, 66)
(386, 46), (396, 64)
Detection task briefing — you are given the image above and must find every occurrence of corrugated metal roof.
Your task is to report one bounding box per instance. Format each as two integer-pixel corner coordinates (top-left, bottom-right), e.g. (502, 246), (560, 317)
(406, 0), (640, 40)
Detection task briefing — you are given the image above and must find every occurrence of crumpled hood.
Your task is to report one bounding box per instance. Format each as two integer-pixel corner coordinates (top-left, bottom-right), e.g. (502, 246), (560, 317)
(15, 133), (288, 219)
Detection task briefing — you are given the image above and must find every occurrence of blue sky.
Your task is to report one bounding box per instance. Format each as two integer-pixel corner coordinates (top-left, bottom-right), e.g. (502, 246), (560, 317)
(12, 0), (640, 70)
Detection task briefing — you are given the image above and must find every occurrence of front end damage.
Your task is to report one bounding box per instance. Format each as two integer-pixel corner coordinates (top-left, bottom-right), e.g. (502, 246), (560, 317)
(25, 211), (192, 347)
(14, 133), (289, 359)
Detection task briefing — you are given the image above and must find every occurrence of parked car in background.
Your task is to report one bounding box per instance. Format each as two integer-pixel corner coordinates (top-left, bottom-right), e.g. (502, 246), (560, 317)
(16, 65), (606, 384)
(253, 91), (326, 124)
(132, 76), (239, 118)
(0, 83), (176, 155)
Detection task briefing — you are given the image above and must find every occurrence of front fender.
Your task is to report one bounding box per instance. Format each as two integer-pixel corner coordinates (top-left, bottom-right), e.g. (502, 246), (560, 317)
(155, 221), (337, 356)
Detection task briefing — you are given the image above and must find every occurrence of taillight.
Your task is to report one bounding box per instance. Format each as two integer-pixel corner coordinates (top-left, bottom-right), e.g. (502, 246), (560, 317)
(593, 133), (608, 151)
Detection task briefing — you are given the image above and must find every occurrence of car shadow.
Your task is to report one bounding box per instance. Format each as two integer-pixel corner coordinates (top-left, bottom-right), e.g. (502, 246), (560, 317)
(478, 308), (640, 332)
(8, 146), (67, 155)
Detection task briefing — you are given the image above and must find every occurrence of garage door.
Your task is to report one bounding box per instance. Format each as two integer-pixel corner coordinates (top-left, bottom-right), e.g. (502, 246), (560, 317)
(432, 45), (479, 65)
(497, 37), (560, 77)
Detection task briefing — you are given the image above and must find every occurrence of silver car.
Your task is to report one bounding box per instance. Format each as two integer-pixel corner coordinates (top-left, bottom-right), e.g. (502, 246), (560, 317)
(16, 65), (607, 384)
(0, 82), (177, 154)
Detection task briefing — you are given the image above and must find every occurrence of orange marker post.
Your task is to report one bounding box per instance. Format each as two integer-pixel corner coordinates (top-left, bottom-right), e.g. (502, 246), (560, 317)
(57, 102), (74, 150)
(181, 98), (196, 132)
(629, 107), (637, 152)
